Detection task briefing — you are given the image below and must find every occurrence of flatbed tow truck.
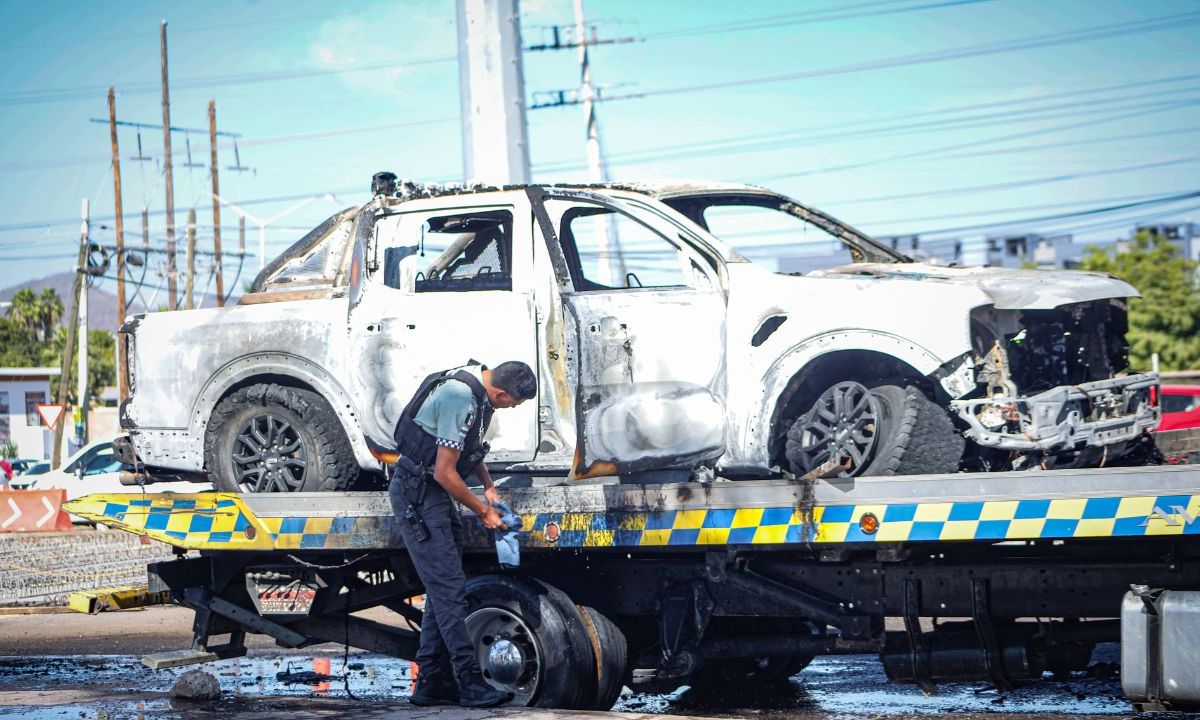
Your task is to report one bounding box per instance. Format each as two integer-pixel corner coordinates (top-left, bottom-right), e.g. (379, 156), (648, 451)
(65, 451), (1200, 713)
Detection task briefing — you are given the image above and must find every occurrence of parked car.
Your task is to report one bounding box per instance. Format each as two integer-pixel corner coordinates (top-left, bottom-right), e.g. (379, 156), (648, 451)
(17, 460), (50, 477)
(115, 178), (1159, 491)
(7, 458), (39, 475)
(1158, 385), (1200, 432)
(15, 438), (209, 502)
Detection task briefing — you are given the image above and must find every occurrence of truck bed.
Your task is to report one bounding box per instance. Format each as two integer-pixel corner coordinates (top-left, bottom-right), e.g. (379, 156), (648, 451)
(65, 464), (1200, 553)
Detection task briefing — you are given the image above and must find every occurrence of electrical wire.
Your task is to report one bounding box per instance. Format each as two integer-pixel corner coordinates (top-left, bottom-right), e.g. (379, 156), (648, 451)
(820, 155), (1200, 206)
(643, 0), (993, 40)
(592, 11), (1200, 104)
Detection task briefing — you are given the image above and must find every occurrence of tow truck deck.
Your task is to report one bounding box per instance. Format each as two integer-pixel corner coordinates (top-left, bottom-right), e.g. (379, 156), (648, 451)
(66, 464), (1200, 712)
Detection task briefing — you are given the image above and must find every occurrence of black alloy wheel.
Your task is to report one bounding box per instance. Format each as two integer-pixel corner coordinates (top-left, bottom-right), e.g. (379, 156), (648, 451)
(232, 412), (308, 492)
(791, 380), (881, 476)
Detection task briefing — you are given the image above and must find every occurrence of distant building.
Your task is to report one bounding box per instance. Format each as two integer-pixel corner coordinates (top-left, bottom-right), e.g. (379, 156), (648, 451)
(773, 222), (1195, 273)
(0, 367), (60, 460)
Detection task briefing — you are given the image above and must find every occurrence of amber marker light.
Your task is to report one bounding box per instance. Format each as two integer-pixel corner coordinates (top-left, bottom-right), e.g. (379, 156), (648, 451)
(859, 512), (879, 535)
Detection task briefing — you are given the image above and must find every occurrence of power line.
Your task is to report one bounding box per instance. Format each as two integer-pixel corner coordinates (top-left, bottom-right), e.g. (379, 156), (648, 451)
(0, 55), (457, 108)
(856, 189), (1200, 228)
(591, 11), (1200, 104)
(644, 0), (992, 40)
(821, 155), (1200, 206)
(761, 95), (1200, 181)
(534, 73), (1200, 172)
(0, 116), (459, 174)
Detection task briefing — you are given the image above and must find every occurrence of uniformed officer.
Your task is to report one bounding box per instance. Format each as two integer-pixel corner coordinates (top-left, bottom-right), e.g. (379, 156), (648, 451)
(388, 360), (537, 708)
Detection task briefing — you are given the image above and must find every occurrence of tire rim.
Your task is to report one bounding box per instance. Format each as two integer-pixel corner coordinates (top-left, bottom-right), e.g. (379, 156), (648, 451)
(465, 606), (540, 705)
(231, 412), (308, 492)
(796, 381), (880, 476)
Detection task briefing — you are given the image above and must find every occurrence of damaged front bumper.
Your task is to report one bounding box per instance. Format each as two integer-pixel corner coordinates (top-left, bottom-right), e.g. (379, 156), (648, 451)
(949, 372), (1160, 452)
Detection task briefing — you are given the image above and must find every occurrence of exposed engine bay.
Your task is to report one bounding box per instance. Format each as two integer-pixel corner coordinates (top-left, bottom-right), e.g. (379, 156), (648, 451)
(948, 300), (1158, 467)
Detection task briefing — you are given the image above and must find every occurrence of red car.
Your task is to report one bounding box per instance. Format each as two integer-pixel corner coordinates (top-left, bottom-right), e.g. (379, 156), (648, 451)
(1157, 385), (1200, 431)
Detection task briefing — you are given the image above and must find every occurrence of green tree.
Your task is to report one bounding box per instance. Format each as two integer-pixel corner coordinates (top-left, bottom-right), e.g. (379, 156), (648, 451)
(5, 287), (65, 342)
(37, 288), (64, 342)
(6, 288), (39, 337)
(39, 327), (116, 403)
(0, 317), (39, 367)
(1079, 230), (1200, 371)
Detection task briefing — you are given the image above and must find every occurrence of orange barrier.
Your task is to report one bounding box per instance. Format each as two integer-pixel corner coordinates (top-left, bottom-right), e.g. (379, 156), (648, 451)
(0, 488), (72, 532)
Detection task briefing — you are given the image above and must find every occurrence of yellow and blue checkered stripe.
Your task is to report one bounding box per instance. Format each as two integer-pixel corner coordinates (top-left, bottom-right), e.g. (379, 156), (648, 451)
(520, 494), (1200, 548)
(65, 492), (1200, 551)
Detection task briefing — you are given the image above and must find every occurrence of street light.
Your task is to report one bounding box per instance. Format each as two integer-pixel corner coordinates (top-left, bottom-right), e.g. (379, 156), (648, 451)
(212, 193), (341, 271)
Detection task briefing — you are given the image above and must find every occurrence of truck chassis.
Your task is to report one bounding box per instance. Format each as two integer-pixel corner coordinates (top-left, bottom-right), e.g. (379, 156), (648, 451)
(68, 463), (1200, 711)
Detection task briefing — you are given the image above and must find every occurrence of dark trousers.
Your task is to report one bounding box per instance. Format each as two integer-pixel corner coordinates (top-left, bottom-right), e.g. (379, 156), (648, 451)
(389, 473), (476, 678)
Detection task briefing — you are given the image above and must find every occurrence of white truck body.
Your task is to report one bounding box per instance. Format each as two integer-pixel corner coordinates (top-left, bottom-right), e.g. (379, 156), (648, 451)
(120, 182), (1158, 486)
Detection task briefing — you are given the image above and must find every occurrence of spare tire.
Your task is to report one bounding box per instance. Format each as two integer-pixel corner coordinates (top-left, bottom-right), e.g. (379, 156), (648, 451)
(786, 382), (962, 477)
(204, 383), (360, 492)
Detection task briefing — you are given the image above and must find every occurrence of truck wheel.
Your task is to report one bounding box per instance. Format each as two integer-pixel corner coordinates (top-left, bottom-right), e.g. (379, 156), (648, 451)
(786, 380), (882, 477)
(786, 382), (962, 477)
(578, 604), (629, 710)
(204, 383), (359, 493)
(465, 575), (596, 709)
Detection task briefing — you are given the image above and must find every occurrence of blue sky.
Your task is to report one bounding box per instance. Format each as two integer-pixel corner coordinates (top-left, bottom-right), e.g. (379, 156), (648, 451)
(0, 0), (1197, 297)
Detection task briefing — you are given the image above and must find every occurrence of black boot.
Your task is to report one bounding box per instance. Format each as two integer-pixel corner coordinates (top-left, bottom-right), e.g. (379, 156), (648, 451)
(410, 664), (460, 706)
(456, 666), (513, 708)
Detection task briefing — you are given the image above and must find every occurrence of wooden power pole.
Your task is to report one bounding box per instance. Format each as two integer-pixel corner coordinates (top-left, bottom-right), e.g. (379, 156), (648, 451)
(107, 87), (130, 403)
(208, 100), (224, 305)
(185, 208), (196, 309)
(161, 20), (178, 311)
(53, 201), (90, 468)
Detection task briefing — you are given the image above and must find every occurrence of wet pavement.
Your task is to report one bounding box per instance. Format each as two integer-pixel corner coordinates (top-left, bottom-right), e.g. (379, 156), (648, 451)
(0, 644), (1155, 719)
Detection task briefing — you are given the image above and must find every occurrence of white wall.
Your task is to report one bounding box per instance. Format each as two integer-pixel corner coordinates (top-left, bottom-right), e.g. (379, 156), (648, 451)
(0, 379), (53, 460)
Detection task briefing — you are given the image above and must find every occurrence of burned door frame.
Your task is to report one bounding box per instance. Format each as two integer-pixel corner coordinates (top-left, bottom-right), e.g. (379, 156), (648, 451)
(345, 195), (540, 463)
(526, 187), (729, 479)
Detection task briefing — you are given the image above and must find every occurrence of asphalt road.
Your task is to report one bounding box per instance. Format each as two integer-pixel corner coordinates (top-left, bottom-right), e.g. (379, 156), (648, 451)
(0, 606), (1147, 719)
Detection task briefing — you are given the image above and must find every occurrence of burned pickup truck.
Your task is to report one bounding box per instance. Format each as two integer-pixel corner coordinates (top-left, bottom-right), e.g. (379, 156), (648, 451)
(117, 176), (1158, 491)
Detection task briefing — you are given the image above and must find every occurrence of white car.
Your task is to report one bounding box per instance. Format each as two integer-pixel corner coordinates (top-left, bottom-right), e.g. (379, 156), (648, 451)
(15, 438), (210, 503)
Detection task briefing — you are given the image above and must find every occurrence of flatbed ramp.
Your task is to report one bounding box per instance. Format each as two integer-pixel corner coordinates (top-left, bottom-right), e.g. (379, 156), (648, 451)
(68, 464), (1200, 551)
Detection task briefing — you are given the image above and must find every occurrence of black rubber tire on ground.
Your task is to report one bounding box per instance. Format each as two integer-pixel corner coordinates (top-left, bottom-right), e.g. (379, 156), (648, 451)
(464, 575), (597, 709)
(865, 384), (964, 476)
(786, 383), (962, 477)
(204, 383), (360, 493)
(577, 604), (629, 710)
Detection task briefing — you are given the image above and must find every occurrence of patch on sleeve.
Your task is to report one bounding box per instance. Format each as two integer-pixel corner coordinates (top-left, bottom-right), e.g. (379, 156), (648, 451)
(436, 437), (464, 450)
(459, 410), (475, 437)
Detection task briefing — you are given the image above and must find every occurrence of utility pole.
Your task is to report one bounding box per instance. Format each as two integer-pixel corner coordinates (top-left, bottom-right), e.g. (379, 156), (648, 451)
(238, 215), (245, 256)
(77, 255), (89, 448)
(208, 100), (224, 305)
(456, 0), (531, 183)
(185, 208), (196, 309)
(52, 201), (88, 468)
(573, 0), (625, 286)
(107, 87), (129, 403)
(160, 20), (178, 311)
(141, 207), (150, 252)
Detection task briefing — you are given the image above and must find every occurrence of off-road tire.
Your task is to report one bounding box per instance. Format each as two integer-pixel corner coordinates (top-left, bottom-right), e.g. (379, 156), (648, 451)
(864, 384), (963, 476)
(204, 383), (359, 493)
(786, 383), (962, 477)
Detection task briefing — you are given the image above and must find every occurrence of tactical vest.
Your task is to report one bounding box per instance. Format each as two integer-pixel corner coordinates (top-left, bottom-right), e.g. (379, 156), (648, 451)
(392, 365), (494, 478)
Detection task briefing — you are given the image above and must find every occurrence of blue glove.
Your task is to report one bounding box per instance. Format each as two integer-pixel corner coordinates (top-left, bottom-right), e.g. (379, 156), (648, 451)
(490, 501), (523, 568)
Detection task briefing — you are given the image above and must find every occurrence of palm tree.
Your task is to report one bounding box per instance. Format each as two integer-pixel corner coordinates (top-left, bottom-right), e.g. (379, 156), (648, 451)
(37, 288), (64, 342)
(7, 289), (39, 337)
